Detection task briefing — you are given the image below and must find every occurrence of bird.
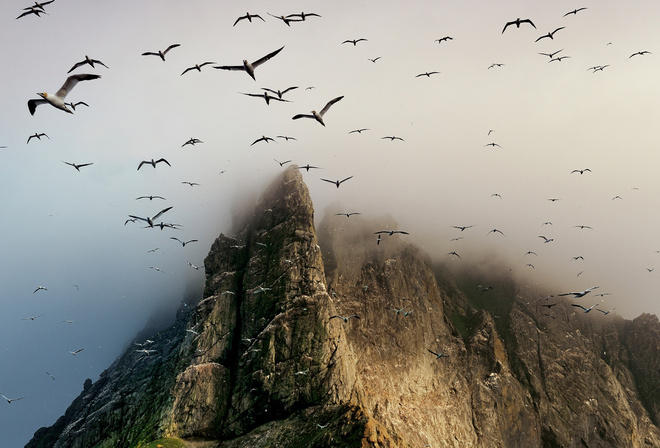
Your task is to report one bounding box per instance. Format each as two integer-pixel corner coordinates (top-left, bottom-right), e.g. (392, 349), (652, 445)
(564, 7), (588, 16)
(16, 7), (47, 19)
(367, 57), (381, 63)
(547, 198), (561, 202)
(274, 159), (292, 167)
(535, 27), (565, 42)
(452, 225), (475, 231)
(549, 56), (571, 63)
(181, 181), (200, 187)
(415, 71), (440, 78)
(382, 136), (404, 141)
(541, 303), (557, 309)
(262, 86), (298, 99)
(171, 237), (198, 247)
(233, 12), (265, 26)
(525, 251), (538, 256)
(128, 206), (173, 228)
(488, 63), (505, 69)
(22, 314), (43, 321)
(502, 18), (536, 33)
(488, 228), (505, 236)
(329, 315), (360, 322)
(597, 307), (616, 315)
(24, 1), (55, 11)
(243, 92), (289, 105)
(558, 286), (599, 298)
(214, 46), (284, 81)
(251, 135), (275, 146)
(45, 372), (55, 380)
(1, 394), (24, 404)
(292, 96), (344, 126)
(297, 164), (320, 171)
(182, 138), (202, 147)
(572, 303), (599, 313)
(276, 135), (297, 141)
(147, 248), (159, 253)
(539, 49), (563, 59)
(447, 251), (461, 259)
(187, 261), (202, 270)
(427, 349), (449, 359)
(69, 349), (84, 356)
(150, 266), (164, 272)
(135, 349), (157, 355)
(181, 62), (216, 76)
(68, 56), (108, 73)
(388, 306), (409, 315)
(286, 12), (321, 21)
(435, 36), (453, 43)
(375, 230), (410, 236)
(571, 168), (591, 174)
(571, 256), (585, 261)
(142, 44), (181, 61)
(538, 235), (554, 243)
(28, 73), (101, 115)
(573, 225), (593, 230)
(349, 128), (369, 134)
(335, 212), (361, 217)
(342, 38), (367, 46)
(317, 423), (329, 429)
(630, 51), (652, 58)
(33, 286), (48, 294)
(491, 193), (502, 198)
(137, 158), (170, 170)
(62, 161), (93, 172)
(64, 101), (89, 111)
(267, 13), (301, 26)
(484, 142), (501, 148)
(136, 195), (166, 201)
(526, 264), (535, 269)
(321, 176), (353, 188)
(27, 132), (49, 143)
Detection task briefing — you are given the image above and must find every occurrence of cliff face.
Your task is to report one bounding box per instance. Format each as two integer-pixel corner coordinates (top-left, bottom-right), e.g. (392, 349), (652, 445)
(26, 167), (660, 448)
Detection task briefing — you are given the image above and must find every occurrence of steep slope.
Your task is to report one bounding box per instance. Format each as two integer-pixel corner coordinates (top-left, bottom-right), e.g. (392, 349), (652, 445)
(26, 167), (660, 448)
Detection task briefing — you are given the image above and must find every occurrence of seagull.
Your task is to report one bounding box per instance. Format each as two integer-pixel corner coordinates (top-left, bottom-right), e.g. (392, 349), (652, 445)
(538, 235), (554, 243)
(214, 46), (284, 81)
(382, 136), (404, 141)
(564, 7), (588, 16)
(535, 27), (565, 42)
(33, 286), (48, 294)
(321, 176), (353, 188)
(571, 168), (591, 174)
(28, 73), (100, 115)
(233, 12), (265, 26)
(136, 195), (166, 201)
(286, 12), (321, 21)
(292, 96), (344, 126)
(22, 314), (43, 321)
(335, 212), (361, 217)
(491, 193), (502, 199)
(374, 230), (410, 236)
(329, 315), (360, 322)
(68, 56), (108, 73)
(488, 63), (505, 69)
(297, 164), (321, 171)
(415, 71), (440, 78)
(349, 129), (369, 134)
(27, 132), (49, 143)
(147, 248), (159, 253)
(142, 44), (181, 61)
(572, 303), (599, 313)
(452, 225), (475, 231)
(539, 49), (563, 59)
(571, 256), (585, 261)
(187, 261), (202, 270)
(1, 394), (24, 404)
(181, 62), (216, 76)
(630, 51), (652, 58)
(150, 266), (164, 272)
(274, 159), (292, 167)
(181, 181), (200, 187)
(558, 286), (599, 298)
(171, 237), (198, 247)
(502, 18), (536, 33)
(597, 307), (616, 315)
(267, 13), (302, 26)
(135, 349), (157, 355)
(69, 348), (84, 356)
(128, 206), (173, 228)
(547, 198), (561, 202)
(342, 39), (367, 46)
(427, 349), (449, 359)
(137, 158), (170, 170)
(62, 161), (93, 172)
(435, 36), (453, 43)
(182, 138), (202, 147)
(64, 101), (89, 111)
(242, 92), (290, 105)
(24, 1), (55, 11)
(252, 286), (272, 295)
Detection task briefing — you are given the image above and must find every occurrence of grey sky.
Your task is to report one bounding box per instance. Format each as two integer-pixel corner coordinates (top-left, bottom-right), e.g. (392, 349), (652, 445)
(2, 0), (660, 445)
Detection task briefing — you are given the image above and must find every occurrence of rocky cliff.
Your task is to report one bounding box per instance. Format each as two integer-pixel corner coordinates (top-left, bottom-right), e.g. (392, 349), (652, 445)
(26, 167), (660, 447)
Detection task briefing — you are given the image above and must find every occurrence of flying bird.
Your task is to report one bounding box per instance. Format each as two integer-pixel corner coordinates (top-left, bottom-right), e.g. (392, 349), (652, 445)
(22, 314), (43, 321)
(182, 138), (202, 147)
(274, 159), (292, 167)
(502, 18), (536, 33)
(571, 168), (591, 174)
(136, 195), (165, 201)
(69, 348), (84, 356)
(45, 372), (55, 380)
(435, 36), (453, 43)
(367, 57), (381, 63)
(292, 96), (344, 126)
(415, 71), (440, 78)
(33, 286), (48, 294)
(538, 235), (554, 243)
(187, 261), (202, 270)
(1, 394), (24, 404)
(128, 206), (173, 228)
(67, 55), (108, 73)
(564, 7), (588, 16)
(335, 212), (361, 217)
(329, 315), (360, 322)
(525, 251), (538, 256)
(349, 129), (369, 134)
(342, 38), (367, 46)
(251, 135), (275, 146)
(171, 237), (198, 247)
(181, 181), (200, 187)
(452, 225), (475, 231)
(535, 27), (565, 42)
(427, 349), (449, 359)
(382, 136), (404, 141)
(447, 251), (461, 259)
(16, 7), (47, 19)
(24, 1), (55, 11)
(214, 46), (284, 81)
(286, 12), (321, 21)
(573, 225), (593, 230)
(597, 307), (616, 315)
(488, 228), (505, 236)
(27, 132), (49, 143)
(484, 142), (501, 148)
(62, 161), (93, 172)
(375, 230), (410, 236)
(233, 12), (265, 26)
(549, 56), (571, 62)
(572, 303), (599, 313)
(539, 49), (563, 59)
(28, 73), (101, 115)
(630, 51), (652, 58)
(65, 101), (89, 111)
(181, 62), (216, 76)
(488, 63), (505, 69)
(142, 44), (181, 61)
(558, 286), (599, 298)
(261, 86), (298, 99)
(267, 13), (301, 26)
(321, 176), (353, 188)
(276, 135), (297, 141)
(137, 158), (170, 170)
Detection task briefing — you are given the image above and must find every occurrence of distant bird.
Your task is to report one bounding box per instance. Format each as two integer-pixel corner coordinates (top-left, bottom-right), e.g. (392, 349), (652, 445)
(16, 7), (47, 19)
(382, 136), (404, 141)
(484, 142), (501, 148)
(69, 348), (84, 356)
(349, 129), (369, 134)
(261, 86), (298, 99)
(526, 264), (535, 269)
(588, 65), (609, 72)
(181, 62), (216, 76)
(447, 251), (461, 259)
(571, 168), (591, 174)
(488, 63), (505, 69)
(181, 181), (200, 187)
(488, 228), (505, 236)
(630, 51), (652, 58)
(558, 286), (599, 298)
(24, 1), (55, 11)
(214, 46), (284, 81)
(62, 161), (93, 172)
(572, 303), (599, 313)
(491, 193), (502, 198)
(427, 349), (449, 359)
(547, 198), (561, 202)
(128, 206), (173, 228)
(33, 286), (48, 294)
(142, 44), (181, 61)
(329, 315), (360, 322)
(182, 138), (202, 147)
(335, 212), (361, 217)
(342, 38), (367, 46)
(317, 423), (329, 429)
(549, 56), (571, 62)
(252, 286), (272, 295)
(171, 237), (198, 247)
(647, 268), (655, 273)
(535, 27), (565, 42)
(539, 49), (563, 59)
(147, 248), (159, 253)
(375, 230), (410, 236)
(525, 251), (538, 256)
(137, 158), (170, 170)
(135, 349), (157, 355)
(45, 372), (55, 380)
(62, 320), (76, 324)
(251, 135), (275, 145)
(297, 164), (321, 171)
(286, 12), (321, 21)
(573, 225), (593, 230)
(64, 101), (89, 111)
(22, 314), (43, 321)
(564, 7), (588, 16)
(67, 55), (108, 73)
(274, 159), (292, 167)
(187, 261), (202, 270)
(542, 222), (553, 226)
(538, 235), (554, 243)
(321, 176), (353, 188)
(540, 303), (558, 309)
(367, 57), (381, 63)
(150, 266), (164, 272)
(28, 73), (101, 115)
(1, 394), (24, 404)
(27, 132), (49, 143)
(612, 195), (623, 200)
(452, 225), (475, 231)
(136, 195), (166, 201)
(571, 256), (584, 261)
(276, 135), (297, 141)
(502, 18), (536, 33)
(376, 234), (382, 245)
(597, 307), (616, 315)
(415, 71), (439, 78)
(292, 96), (344, 126)
(451, 237), (463, 241)
(267, 13), (301, 26)
(233, 12), (265, 26)
(435, 36), (453, 43)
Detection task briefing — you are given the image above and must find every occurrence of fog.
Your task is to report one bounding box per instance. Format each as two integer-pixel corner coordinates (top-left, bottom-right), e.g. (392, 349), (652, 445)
(3, 0), (660, 445)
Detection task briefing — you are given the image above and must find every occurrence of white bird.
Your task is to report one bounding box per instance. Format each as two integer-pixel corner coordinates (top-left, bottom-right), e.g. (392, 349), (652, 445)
(28, 73), (100, 115)
(292, 96), (344, 126)
(69, 348), (84, 356)
(128, 206), (173, 228)
(68, 55), (108, 73)
(1, 394), (24, 404)
(22, 314), (43, 321)
(214, 46), (284, 81)
(45, 372), (55, 380)
(558, 286), (599, 298)
(187, 261), (202, 270)
(597, 307), (616, 315)
(181, 62), (216, 76)
(142, 44), (181, 61)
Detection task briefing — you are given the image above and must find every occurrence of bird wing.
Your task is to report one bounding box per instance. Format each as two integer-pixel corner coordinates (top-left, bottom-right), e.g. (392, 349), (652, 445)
(233, 15), (246, 26)
(27, 99), (48, 116)
(142, 51), (159, 56)
(171, 237), (183, 244)
(187, 240), (199, 244)
(164, 44), (181, 54)
(181, 67), (194, 76)
(128, 215), (149, 223)
(251, 46), (285, 68)
(292, 113), (314, 120)
(282, 86), (298, 94)
(155, 158), (171, 166)
(339, 176), (354, 184)
(215, 65), (245, 71)
(319, 96), (344, 116)
(153, 206), (173, 220)
(67, 60), (87, 73)
(571, 304), (588, 311)
(55, 73), (101, 99)
(77, 163), (93, 168)
(523, 19), (536, 28)
(320, 178), (336, 184)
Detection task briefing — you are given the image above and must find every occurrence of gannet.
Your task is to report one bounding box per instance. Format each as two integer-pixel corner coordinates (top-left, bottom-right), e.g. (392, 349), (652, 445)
(136, 195), (166, 201)
(22, 314), (43, 321)
(64, 101), (89, 111)
(233, 12), (265, 26)
(571, 168), (591, 174)
(630, 51), (652, 58)
(33, 286), (48, 294)
(267, 13), (302, 26)
(69, 348), (84, 356)
(187, 261), (202, 270)
(484, 142), (501, 148)
(572, 303), (599, 313)
(68, 56), (108, 73)
(28, 73), (100, 115)
(452, 225), (475, 231)
(488, 63), (505, 69)
(342, 39), (367, 46)
(349, 128), (369, 134)
(137, 158), (170, 170)
(46, 372), (55, 380)
(16, 7), (46, 19)
(447, 251), (461, 259)
(382, 136), (404, 141)
(435, 36), (453, 43)
(286, 12), (321, 21)
(171, 237), (198, 247)
(558, 286), (599, 298)
(1, 394), (24, 404)
(427, 349), (449, 359)
(292, 96), (343, 126)
(367, 57), (381, 63)
(181, 181), (200, 186)
(297, 164), (320, 171)
(241, 92), (289, 105)
(597, 307), (616, 315)
(62, 161), (93, 172)
(539, 49), (563, 59)
(261, 86), (298, 99)
(24, 1), (54, 11)
(27, 132), (49, 143)
(182, 138), (202, 147)
(375, 230), (410, 236)
(150, 266), (164, 272)
(181, 62), (216, 76)
(535, 27), (565, 42)
(214, 46), (284, 81)
(321, 176), (353, 188)
(274, 159), (291, 167)
(276, 135), (297, 141)
(335, 212), (361, 217)
(329, 315), (360, 322)
(538, 235), (554, 243)
(488, 228), (505, 236)
(564, 7), (588, 16)
(415, 71), (440, 78)
(142, 44), (181, 61)
(549, 56), (571, 62)
(128, 206), (173, 228)
(502, 18), (536, 33)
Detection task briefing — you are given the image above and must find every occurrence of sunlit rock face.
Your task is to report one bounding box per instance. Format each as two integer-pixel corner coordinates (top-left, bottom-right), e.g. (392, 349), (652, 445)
(26, 166), (660, 448)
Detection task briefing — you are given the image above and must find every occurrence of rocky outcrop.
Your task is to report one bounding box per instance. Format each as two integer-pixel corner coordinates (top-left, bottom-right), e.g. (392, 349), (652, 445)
(26, 167), (660, 448)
